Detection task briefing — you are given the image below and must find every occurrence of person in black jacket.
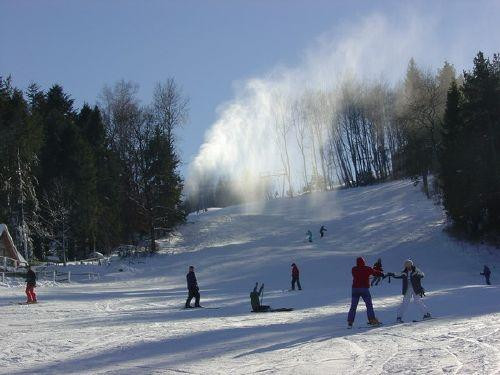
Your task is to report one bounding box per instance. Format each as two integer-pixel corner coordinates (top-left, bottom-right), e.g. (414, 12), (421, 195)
(480, 265), (491, 285)
(185, 265), (201, 308)
(25, 265), (37, 303)
(388, 259), (430, 322)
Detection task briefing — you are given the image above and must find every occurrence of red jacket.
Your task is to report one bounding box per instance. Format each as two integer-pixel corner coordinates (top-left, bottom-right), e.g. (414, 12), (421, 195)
(291, 264), (299, 278)
(352, 257), (382, 288)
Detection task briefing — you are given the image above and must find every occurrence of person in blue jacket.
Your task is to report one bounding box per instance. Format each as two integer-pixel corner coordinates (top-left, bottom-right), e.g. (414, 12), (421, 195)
(480, 265), (491, 285)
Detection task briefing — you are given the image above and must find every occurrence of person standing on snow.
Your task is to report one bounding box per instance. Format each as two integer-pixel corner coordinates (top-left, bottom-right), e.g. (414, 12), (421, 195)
(347, 257), (384, 327)
(371, 258), (383, 286)
(291, 263), (302, 291)
(306, 230), (313, 243)
(388, 259), (431, 322)
(480, 265), (491, 285)
(185, 265), (201, 308)
(250, 283), (270, 312)
(319, 225), (327, 238)
(25, 265), (37, 303)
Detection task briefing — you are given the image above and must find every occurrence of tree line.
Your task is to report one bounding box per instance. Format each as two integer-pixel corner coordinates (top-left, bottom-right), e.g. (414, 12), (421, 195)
(189, 52), (500, 242)
(0, 78), (187, 262)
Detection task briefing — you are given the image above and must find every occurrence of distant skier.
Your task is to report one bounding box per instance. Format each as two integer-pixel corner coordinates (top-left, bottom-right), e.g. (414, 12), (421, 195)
(480, 265), (491, 285)
(291, 263), (302, 291)
(319, 225), (327, 238)
(387, 260), (431, 323)
(347, 257), (383, 327)
(250, 283), (270, 312)
(185, 265), (201, 308)
(371, 258), (383, 286)
(306, 230), (313, 243)
(25, 265), (37, 304)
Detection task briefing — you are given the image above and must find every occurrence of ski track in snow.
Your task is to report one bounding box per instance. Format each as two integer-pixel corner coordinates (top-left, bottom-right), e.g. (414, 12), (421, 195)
(1, 180), (500, 374)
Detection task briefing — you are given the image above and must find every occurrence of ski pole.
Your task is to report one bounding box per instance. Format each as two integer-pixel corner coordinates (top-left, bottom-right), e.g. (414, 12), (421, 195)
(260, 284), (264, 306)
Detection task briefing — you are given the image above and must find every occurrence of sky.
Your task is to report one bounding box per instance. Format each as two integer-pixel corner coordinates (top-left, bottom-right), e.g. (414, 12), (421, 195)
(1, 1), (499, 178)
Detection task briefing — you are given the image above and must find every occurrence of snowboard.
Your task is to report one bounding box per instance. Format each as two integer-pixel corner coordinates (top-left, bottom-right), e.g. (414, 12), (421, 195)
(183, 306), (220, 310)
(348, 323), (383, 329)
(252, 308), (294, 313)
(412, 317), (436, 323)
(10, 301), (38, 305)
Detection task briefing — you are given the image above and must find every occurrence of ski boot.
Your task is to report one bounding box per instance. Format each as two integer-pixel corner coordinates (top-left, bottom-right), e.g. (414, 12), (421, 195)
(347, 321), (353, 328)
(396, 317), (404, 323)
(368, 318), (382, 326)
(423, 313), (432, 320)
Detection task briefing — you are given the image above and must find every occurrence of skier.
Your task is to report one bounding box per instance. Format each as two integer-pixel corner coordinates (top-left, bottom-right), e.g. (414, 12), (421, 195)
(291, 263), (302, 291)
(306, 230), (313, 243)
(347, 257), (384, 327)
(185, 265), (201, 308)
(319, 225), (327, 238)
(387, 259), (431, 323)
(480, 265), (491, 285)
(25, 265), (37, 304)
(371, 258), (383, 286)
(250, 283), (270, 312)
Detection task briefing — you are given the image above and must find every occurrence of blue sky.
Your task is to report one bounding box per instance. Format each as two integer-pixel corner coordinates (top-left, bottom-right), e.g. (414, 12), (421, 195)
(1, 1), (499, 177)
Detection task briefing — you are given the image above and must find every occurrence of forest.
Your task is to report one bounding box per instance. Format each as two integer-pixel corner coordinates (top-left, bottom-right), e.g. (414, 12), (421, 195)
(0, 78), (187, 261)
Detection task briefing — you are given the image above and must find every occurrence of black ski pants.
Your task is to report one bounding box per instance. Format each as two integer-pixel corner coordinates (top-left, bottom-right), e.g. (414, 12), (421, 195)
(292, 276), (302, 290)
(186, 288), (200, 307)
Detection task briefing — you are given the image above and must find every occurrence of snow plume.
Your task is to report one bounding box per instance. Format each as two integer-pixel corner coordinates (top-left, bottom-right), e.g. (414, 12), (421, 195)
(186, 13), (435, 207)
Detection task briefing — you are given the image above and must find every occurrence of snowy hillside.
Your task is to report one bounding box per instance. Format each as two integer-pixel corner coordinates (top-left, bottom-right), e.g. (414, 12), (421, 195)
(1, 180), (499, 374)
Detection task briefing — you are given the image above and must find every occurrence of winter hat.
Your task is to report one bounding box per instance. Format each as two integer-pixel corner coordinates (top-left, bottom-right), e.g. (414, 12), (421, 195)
(404, 259), (413, 268)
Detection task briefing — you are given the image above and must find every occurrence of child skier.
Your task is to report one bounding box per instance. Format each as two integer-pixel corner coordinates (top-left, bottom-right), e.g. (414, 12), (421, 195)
(306, 230), (313, 243)
(371, 258), (383, 286)
(25, 265), (37, 303)
(347, 257), (384, 327)
(291, 263), (302, 290)
(185, 265), (201, 308)
(480, 265), (491, 285)
(319, 225), (327, 238)
(250, 283), (270, 312)
(388, 260), (431, 322)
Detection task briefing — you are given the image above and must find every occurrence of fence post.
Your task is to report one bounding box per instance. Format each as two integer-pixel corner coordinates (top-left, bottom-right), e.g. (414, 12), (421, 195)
(3, 257), (6, 270)
(1, 272), (4, 283)
(53, 270), (56, 282)
(68, 271), (71, 283)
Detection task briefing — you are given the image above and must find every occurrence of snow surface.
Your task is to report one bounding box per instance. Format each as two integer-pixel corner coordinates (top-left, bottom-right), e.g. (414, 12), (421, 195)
(1, 180), (499, 374)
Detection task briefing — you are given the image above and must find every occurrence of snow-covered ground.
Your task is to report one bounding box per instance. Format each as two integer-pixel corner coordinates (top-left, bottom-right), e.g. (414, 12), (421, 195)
(1, 180), (499, 374)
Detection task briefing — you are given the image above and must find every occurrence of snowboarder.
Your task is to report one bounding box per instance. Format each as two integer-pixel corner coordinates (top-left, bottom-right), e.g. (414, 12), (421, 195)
(480, 265), (491, 285)
(387, 259), (431, 323)
(319, 225), (327, 238)
(250, 283), (270, 312)
(25, 265), (37, 304)
(291, 263), (302, 290)
(185, 265), (201, 308)
(371, 258), (383, 286)
(347, 257), (384, 327)
(306, 230), (313, 243)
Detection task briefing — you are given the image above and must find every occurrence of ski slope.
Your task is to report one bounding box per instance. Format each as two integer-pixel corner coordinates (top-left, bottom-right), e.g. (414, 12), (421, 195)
(1, 180), (499, 374)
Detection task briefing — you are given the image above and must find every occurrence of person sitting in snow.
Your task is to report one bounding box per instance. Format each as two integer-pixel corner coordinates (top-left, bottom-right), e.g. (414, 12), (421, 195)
(25, 265), (37, 304)
(387, 259), (431, 323)
(480, 265), (491, 285)
(371, 258), (383, 286)
(291, 263), (302, 291)
(250, 283), (270, 312)
(306, 230), (313, 243)
(185, 265), (201, 308)
(347, 257), (384, 327)
(319, 225), (327, 238)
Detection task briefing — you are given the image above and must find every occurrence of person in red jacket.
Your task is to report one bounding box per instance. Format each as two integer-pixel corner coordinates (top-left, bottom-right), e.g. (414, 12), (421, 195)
(291, 263), (302, 291)
(347, 257), (384, 327)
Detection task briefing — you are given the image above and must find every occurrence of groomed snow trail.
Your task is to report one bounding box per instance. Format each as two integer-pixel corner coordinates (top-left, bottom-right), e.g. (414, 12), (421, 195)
(1, 180), (499, 374)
